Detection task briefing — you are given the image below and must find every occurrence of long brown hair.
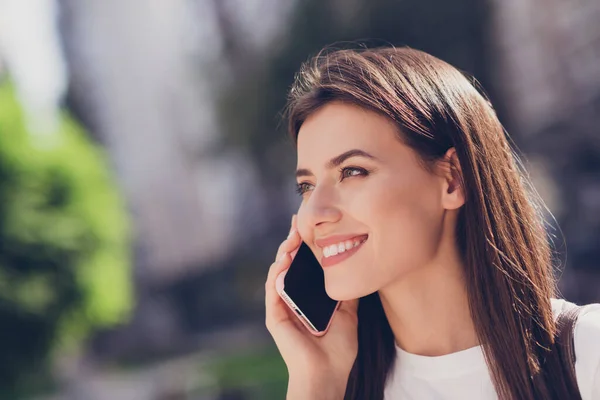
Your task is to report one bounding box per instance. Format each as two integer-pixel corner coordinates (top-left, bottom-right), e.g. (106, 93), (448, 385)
(285, 46), (575, 400)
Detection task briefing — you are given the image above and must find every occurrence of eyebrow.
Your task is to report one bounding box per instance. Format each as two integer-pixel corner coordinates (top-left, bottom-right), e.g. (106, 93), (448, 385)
(295, 149), (378, 178)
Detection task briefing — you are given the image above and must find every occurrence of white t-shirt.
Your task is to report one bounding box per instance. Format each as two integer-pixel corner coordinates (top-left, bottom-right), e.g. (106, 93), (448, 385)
(384, 298), (600, 400)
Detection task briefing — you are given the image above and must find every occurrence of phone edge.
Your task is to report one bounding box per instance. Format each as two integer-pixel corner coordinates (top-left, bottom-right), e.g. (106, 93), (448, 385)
(275, 269), (341, 337)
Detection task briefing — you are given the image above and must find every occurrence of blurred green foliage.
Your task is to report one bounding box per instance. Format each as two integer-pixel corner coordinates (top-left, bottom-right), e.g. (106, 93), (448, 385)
(0, 82), (132, 395)
(206, 346), (288, 400)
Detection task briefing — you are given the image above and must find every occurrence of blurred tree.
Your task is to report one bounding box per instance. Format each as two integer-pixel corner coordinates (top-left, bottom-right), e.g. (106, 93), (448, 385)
(0, 82), (132, 396)
(216, 0), (495, 235)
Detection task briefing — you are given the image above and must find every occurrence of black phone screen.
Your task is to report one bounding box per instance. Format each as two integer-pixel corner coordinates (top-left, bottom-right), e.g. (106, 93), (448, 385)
(284, 241), (339, 332)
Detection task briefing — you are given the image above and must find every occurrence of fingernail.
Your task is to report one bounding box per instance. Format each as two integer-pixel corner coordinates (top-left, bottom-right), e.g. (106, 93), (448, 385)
(287, 229), (297, 239)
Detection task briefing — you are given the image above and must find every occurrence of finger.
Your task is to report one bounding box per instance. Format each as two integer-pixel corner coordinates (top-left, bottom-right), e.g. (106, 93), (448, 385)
(274, 214), (300, 261)
(265, 251), (311, 336)
(291, 214), (297, 231)
(266, 251), (290, 286)
(264, 259), (306, 335)
(290, 214), (301, 259)
(290, 247), (300, 260)
(275, 229), (301, 261)
(265, 252), (293, 326)
(271, 213), (299, 282)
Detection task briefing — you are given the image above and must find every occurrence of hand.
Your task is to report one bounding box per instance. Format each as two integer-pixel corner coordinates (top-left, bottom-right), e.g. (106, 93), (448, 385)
(265, 215), (359, 399)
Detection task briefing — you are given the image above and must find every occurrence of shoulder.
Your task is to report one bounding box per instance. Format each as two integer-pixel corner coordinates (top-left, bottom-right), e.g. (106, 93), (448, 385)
(575, 302), (600, 400)
(574, 302), (600, 345)
(552, 298), (600, 400)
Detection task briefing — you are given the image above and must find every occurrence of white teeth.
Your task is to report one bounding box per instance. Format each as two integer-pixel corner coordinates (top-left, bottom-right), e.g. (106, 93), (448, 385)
(322, 237), (367, 258)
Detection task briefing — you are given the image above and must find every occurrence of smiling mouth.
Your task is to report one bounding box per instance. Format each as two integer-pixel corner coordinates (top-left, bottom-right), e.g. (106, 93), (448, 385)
(322, 235), (368, 258)
(319, 235), (368, 268)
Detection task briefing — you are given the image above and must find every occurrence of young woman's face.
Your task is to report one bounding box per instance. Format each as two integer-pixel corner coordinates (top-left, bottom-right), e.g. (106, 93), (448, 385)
(296, 102), (448, 301)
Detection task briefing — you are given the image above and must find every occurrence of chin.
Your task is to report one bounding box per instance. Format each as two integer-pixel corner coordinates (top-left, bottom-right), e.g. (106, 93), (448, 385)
(324, 280), (368, 302)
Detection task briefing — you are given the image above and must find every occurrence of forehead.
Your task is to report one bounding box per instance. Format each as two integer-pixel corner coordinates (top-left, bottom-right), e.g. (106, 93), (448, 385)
(296, 102), (402, 165)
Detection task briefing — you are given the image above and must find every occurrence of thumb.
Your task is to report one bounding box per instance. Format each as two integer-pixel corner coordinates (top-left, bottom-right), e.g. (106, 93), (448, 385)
(337, 298), (359, 319)
(338, 299), (359, 319)
(327, 298), (359, 342)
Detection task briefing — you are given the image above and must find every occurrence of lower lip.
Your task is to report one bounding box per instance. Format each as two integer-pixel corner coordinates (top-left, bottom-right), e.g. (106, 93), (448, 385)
(320, 240), (366, 268)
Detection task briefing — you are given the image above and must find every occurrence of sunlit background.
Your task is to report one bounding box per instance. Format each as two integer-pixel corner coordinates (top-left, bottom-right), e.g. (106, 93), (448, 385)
(0, 0), (599, 398)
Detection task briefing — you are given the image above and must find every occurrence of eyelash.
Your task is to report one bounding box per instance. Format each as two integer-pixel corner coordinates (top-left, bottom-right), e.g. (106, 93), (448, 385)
(295, 166), (369, 195)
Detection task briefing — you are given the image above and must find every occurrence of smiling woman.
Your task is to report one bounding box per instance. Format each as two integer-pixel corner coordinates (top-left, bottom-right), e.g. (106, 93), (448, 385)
(263, 46), (600, 400)
(295, 102), (453, 301)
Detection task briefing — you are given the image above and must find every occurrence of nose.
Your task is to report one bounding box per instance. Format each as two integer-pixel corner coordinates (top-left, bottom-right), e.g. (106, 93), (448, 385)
(303, 184), (342, 229)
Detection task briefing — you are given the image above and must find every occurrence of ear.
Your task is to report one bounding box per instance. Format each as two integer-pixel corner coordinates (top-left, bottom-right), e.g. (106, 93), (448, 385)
(438, 147), (465, 210)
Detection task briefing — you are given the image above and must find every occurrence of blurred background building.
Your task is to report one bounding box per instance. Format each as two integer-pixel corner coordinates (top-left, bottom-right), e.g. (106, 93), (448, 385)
(0, 0), (598, 399)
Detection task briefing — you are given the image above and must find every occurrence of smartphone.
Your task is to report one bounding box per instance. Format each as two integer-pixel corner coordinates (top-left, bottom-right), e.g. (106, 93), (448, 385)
(276, 241), (341, 336)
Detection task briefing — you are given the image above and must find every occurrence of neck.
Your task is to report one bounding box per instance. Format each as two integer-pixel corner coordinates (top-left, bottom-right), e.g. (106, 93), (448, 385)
(378, 237), (479, 357)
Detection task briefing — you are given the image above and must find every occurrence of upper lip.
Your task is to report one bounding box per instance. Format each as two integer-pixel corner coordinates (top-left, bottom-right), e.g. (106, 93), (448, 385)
(315, 234), (368, 248)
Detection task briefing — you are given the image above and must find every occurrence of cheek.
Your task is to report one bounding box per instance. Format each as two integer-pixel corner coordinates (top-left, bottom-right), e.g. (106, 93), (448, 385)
(322, 182), (443, 300)
(354, 174), (443, 268)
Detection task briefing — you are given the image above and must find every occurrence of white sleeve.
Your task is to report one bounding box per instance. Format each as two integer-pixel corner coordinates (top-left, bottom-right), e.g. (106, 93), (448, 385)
(574, 304), (600, 400)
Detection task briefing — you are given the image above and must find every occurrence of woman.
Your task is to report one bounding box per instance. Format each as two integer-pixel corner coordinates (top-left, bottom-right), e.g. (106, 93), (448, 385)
(264, 46), (600, 399)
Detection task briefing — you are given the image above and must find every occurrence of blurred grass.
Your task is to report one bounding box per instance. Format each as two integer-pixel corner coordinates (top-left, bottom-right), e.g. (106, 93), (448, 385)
(201, 345), (288, 400)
